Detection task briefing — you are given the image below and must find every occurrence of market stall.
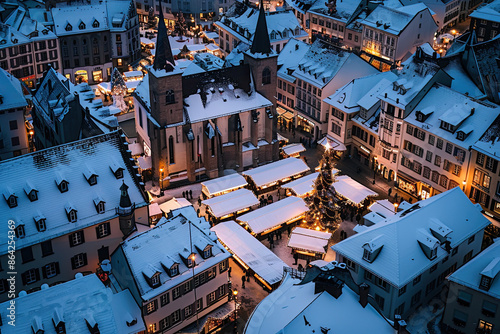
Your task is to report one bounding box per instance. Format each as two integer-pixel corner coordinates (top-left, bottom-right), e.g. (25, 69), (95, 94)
(202, 188), (259, 221)
(368, 199), (396, 218)
(242, 157), (310, 193)
(287, 227), (331, 261)
(236, 196), (309, 237)
(201, 173), (248, 199)
(158, 197), (192, 216)
(334, 175), (378, 206)
(317, 135), (347, 151)
(281, 143), (306, 158)
(281, 172), (318, 198)
(211, 221), (287, 290)
(148, 202), (163, 224)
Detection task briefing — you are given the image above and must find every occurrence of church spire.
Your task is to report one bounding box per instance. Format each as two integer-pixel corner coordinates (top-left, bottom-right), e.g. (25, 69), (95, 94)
(250, 2), (272, 55)
(153, 0), (176, 71)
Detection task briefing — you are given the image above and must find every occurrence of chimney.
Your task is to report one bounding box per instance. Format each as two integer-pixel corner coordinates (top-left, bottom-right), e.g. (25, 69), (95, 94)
(396, 98), (399, 104)
(314, 274), (344, 299)
(295, 44), (299, 50)
(444, 240), (451, 253)
(384, 93), (387, 98)
(432, 51), (437, 59)
(470, 107), (475, 115)
(359, 283), (369, 308)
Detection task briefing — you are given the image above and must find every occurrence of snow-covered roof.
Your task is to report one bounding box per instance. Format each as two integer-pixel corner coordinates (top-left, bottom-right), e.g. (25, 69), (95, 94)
(243, 157), (310, 188)
(308, 0), (364, 22)
(237, 196), (309, 234)
(324, 72), (397, 113)
(149, 202), (162, 217)
(443, 58), (486, 99)
(124, 70), (143, 78)
(406, 84), (500, 149)
(378, 56), (441, 109)
(0, 274), (145, 334)
(215, 7), (307, 46)
(158, 197), (192, 215)
(202, 188), (258, 218)
(332, 187), (490, 288)
(361, 3), (432, 36)
(281, 172), (319, 197)
(0, 67), (27, 111)
(469, 0), (500, 23)
(277, 38), (310, 83)
(244, 271), (395, 334)
(119, 206), (229, 300)
(211, 221), (286, 286)
(293, 39), (362, 88)
(281, 143), (306, 156)
(317, 135), (347, 151)
(368, 199), (396, 218)
(334, 175), (378, 205)
(184, 81), (272, 124)
(288, 227), (331, 253)
(472, 115), (500, 160)
(0, 131), (148, 254)
(448, 240), (500, 299)
(201, 173), (248, 197)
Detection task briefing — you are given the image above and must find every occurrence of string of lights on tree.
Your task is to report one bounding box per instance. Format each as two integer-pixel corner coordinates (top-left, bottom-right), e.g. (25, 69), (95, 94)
(302, 143), (342, 232)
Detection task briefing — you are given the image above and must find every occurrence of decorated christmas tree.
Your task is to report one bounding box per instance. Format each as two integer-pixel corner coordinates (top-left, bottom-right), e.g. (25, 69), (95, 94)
(110, 67), (128, 112)
(175, 12), (187, 39)
(305, 143), (342, 232)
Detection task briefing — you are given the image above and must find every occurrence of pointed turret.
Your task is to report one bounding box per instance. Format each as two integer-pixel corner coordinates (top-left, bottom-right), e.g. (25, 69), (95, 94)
(153, 1), (176, 72)
(119, 181), (132, 209)
(250, 3), (272, 55)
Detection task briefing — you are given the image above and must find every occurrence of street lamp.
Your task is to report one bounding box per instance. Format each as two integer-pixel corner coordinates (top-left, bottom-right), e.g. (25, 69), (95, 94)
(233, 289), (238, 330)
(394, 202), (399, 212)
(159, 168), (164, 191)
(462, 180), (466, 191)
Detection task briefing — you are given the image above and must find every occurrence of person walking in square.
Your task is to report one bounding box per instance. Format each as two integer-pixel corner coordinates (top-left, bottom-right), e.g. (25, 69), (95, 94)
(242, 274), (246, 289)
(189, 189), (193, 200)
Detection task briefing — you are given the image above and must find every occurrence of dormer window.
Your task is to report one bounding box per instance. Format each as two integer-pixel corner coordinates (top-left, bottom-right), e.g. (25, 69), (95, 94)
(417, 113), (423, 122)
(94, 195), (106, 214)
(59, 181), (68, 192)
(362, 236), (383, 263)
(417, 229), (440, 260)
(97, 202), (105, 214)
(143, 265), (161, 288)
(440, 121), (454, 132)
(83, 165), (98, 185)
(29, 191), (38, 201)
(52, 309), (65, 333)
(16, 224), (25, 238)
(170, 264), (179, 276)
(429, 245), (438, 260)
(203, 247), (212, 259)
(6, 195), (17, 208)
(393, 82), (398, 91)
(79, 21), (86, 30)
(187, 255), (195, 268)
(479, 275), (492, 291)
(65, 23), (72, 31)
(25, 181), (38, 201)
(457, 131), (464, 141)
(92, 19), (99, 28)
(65, 203), (78, 222)
(34, 213), (46, 232)
(110, 162), (124, 179)
(85, 315), (99, 334)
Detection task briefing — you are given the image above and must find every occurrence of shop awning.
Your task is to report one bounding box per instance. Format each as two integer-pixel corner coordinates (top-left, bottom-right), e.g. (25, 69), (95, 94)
(334, 175), (378, 205)
(236, 196), (308, 234)
(277, 133), (289, 142)
(368, 199), (396, 218)
(277, 107), (294, 120)
(201, 173), (248, 198)
(158, 197), (192, 215)
(176, 302), (236, 334)
(202, 188), (259, 218)
(138, 156), (152, 170)
(281, 143), (306, 157)
(242, 157), (310, 189)
(148, 203), (162, 217)
(211, 221), (287, 287)
(288, 227), (331, 254)
(281, 172), (318, 197)
(317, 135), (347, 151)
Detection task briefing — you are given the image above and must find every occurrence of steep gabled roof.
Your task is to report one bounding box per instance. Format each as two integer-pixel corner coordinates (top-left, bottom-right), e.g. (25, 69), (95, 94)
(332, 188), (490, 288)
(250, 3), (272, 55)
(153, 2), (176, 72)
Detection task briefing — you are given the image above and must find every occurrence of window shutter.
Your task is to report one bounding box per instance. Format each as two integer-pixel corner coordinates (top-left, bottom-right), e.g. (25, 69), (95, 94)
(71, 256), (76, 270)
(42, 265), (47, 279)
(81, 231), (85, 244)
(95, 225), (100, 239)
(21, 272), (27, 285)
(34, 268), (40, 282)
(83, 253), (88, 266)
(55, 262), (60, 275)
(493, 160), (498, 174)
(69, 234), (75, 247)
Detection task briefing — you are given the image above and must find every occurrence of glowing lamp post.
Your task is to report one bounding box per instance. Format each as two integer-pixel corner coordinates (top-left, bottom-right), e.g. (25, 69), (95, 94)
(159, 168), (164, 191)
(233, 289), (238, 329)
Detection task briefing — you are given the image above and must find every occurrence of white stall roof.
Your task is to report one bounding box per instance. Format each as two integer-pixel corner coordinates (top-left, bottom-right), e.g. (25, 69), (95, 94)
(202, 188), (258, 218)
(128, 142), (143, 156)
(317, 135), (347, 151)
(281, 143), (306, 156)
(282, 172), (318, 197)
(124, 70), (143, 78)
(159, 197), (192, 215)
(288, 227), (331, 254)
(138, 156), (152, 170)
(369, 199), (396, 218)
(211, 221), (286, 286)
(237, 196), (308, 234)
(149, 202), (162, 217)
(243, 158), (310, 188)
(201, 173), (248, 197)
(334, 175), (378, 205)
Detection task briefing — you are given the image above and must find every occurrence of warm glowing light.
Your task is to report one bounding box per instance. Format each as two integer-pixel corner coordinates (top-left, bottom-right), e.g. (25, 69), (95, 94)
(160, 168), (164, 173)
(233, 290), (238, 296)
(315, 226), (320, 231)
(325, 141), (331, 151)
(394, 203), (399, 209)
(29, 130), (34, 135)
(451, 29), (457, 35)
(462, 180), (466, 185)
(190, 254), (196, 261)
